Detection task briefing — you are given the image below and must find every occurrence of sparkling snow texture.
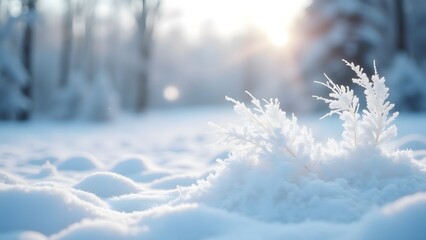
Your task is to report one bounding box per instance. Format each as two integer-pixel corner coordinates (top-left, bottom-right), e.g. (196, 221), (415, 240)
(1, 62), (425, 239)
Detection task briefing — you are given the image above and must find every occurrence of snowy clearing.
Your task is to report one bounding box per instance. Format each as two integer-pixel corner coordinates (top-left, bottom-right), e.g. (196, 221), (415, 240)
(1, 63), (426, 239)
(0, 105), (425, 239)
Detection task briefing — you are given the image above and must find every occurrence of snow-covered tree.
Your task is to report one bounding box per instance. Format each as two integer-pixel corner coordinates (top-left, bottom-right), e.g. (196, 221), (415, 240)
(79, 69), (119, 121)
(385, 54), (426, 112)
(18, 0), (37, 120)
(0, 16), (29, 120)
(58, 0), (74, 87)
(290, 0), (391, 90)
(128, 0), (161, 111)
(404, 0), (426, 62)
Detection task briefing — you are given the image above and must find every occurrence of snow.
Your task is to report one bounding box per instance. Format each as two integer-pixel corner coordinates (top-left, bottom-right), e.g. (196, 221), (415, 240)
(57, 154), (103, 171)
(51, 220), (137, 240)
(349, 193), (426, 240)
(111, 156), (149, 175)
(0, 231), (47, 240)
(0, 184), (109, 235)
(0, 170), (26, 185)
(74, 172), (143, 198)
(1, 80), (426, 239)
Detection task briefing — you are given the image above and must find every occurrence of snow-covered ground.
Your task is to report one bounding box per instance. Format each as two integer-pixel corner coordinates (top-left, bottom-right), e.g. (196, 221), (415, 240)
(0, 103), (426, 239)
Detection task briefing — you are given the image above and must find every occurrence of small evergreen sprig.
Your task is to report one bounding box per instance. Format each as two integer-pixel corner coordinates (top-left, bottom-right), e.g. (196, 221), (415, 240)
(313, 74), (360, 149)
(316, 60), (399, 149)
(344, 60), (399, 146)
(211, 91), (314, 161)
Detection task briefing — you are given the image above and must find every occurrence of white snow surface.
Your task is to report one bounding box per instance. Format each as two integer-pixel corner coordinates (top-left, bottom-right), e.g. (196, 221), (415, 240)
(0, 106), (426, 239)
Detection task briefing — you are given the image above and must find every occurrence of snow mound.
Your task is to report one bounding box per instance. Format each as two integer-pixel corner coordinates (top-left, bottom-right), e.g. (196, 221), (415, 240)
(69, 188), (110, 209)
(134, 204), (254, 240)
(350, 192), (426, 240)
(57, 154), (102, 171)
(315, 147), (423, 185)
(150, 174), (205, 189)
(28, 156), (58, 166)
(0, 170), (25, 185)
(74, 172), (143, 198)
(109, 156), (171, 183)
(33, 182), (110, 209)
(111, 156), (149, 176)
(59, 195), (426, 240)
(131, 171), (171, 183)
(52, 204), (254, 240)
(51, 219), (136, 240)
(108, 190), (179, 213)
(184, 62), (426, 223)
(31, 161), (58, 179)
(0, 184), (107, 235)
(43, 193), (426, 240)
(0, 231), (47, 240)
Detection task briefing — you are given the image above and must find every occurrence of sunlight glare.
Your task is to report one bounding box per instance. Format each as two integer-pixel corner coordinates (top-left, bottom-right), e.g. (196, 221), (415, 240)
(245, 0), (307, 47)
(96, 2), (112, 19)
(163, 85), (180, 102)
(264, 26), (289, 47)
(164, 0), (308, 47)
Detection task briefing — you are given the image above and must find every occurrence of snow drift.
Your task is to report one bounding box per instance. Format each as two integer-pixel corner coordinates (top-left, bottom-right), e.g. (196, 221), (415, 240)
(184, 61), (426, 223)
(0, 184), (111, 235)
(0, 61), (425, 240)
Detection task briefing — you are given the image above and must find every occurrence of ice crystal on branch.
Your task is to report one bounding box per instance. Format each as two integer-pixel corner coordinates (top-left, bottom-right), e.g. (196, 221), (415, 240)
(212, 91), (314, 165)
(313, 75), (360, 149)
(188, 63), (424, 222)
(316, 60), (399, 149)
(344, 60), (399, 147)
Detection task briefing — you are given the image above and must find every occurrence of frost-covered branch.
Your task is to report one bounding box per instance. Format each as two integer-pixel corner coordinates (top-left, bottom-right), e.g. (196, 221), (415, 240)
(212, 93), (315, 160)
(316, 60), (399, 149)
(344, 60), (399, 146)
(314, 74), (360, 149)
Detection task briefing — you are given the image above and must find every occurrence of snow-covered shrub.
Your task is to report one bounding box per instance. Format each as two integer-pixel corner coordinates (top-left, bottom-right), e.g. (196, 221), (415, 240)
(54, 70), (119, 121)
(288, 0), (390, 110)
(0, 18), (29, 119)
(79, 70), (120, 121)
(313, 61), (422, 184)
(385, 54), (426, 112)
(53, 71), (88, 119)
(184, 61), (426, 223)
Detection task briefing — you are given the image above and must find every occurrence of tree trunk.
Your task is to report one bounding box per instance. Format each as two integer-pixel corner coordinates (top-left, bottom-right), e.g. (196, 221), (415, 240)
(395, 0), (406, 52)
(133, 0), (160, 112)
(59, 0), (73, 87)
(84, 2), (96, 83)
(20, 0), (36, 120)
(135, 0), (148, 111)
(136, 67), (149, 111)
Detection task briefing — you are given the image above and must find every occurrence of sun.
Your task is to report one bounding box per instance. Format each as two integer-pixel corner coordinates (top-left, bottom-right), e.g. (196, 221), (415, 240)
(163, 0), (308, 47)
(244, 0), (308, 47)
(259, 19), (290, 47)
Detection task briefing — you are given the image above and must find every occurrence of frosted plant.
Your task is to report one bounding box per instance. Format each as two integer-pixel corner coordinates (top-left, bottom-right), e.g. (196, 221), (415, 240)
(186, 62), (424, 222)
(313, 75), (360, 149)
(345, 60), (399, 147)
(315, 60), (399, 149)
(211, 91), (314, 168)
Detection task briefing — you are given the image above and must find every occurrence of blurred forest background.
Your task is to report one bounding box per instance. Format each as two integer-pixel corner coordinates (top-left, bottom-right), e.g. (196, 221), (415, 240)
(0, 0), (425, 121)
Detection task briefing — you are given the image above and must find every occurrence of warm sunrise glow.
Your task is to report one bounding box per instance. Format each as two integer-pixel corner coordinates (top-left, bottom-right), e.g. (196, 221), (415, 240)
(163, 0), (308, 47)
(244, 0), (306, 46)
